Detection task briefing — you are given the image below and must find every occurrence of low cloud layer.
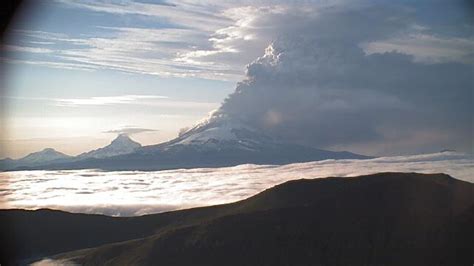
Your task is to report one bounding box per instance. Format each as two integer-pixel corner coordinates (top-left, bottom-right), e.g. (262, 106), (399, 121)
(1, 152), (472, 216)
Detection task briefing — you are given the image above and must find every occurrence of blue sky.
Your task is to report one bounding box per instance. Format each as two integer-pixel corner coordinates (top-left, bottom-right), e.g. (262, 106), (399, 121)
(1, 0), (473, 158)
(2, 0), (247, 157)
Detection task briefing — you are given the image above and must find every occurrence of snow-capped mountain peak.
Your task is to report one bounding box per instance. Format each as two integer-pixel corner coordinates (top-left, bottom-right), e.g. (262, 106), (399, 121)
(110, 134), (141, 148)
(166, 115), (273, 151)
(19, 148), (71, 164)
(1, 115), (369, 171)
(79, 134), (141, 159)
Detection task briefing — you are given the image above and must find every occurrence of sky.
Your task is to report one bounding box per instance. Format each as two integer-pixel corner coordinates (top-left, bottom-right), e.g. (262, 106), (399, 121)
(1, 0), (473, 158)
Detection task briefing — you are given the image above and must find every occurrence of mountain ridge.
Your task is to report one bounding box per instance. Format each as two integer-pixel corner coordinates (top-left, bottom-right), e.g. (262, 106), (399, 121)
(4, 118), (370, 171)
(0, 134), (143, 171)
(1, 172), (472, 265)
(0, 148), (72, 169)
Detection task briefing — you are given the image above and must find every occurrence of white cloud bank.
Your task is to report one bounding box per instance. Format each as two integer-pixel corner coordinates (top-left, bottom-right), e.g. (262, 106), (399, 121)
(1, 152), (471, 216)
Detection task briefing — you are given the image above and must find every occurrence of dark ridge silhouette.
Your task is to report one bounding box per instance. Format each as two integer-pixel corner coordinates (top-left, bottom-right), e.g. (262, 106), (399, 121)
(0, 172), (472, 265)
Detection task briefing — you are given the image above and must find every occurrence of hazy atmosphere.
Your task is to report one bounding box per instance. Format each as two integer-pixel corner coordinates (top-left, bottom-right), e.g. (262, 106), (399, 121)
(1, 1), (473, 265)
(2, 0), (472, 158)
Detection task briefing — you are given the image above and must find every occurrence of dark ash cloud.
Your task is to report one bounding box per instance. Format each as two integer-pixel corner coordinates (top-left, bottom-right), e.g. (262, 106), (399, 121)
(210, 3), (473, 156)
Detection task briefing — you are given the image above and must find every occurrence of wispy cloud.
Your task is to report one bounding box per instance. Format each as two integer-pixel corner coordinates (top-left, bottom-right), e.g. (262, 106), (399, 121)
(2, 57), (98, 72)
(2, 94), (219, 110)
(55, 95), (168, 106)
(7, 25), (246, 80)
(362, 33), (474, 64)
(2, 45), (53, 54)
(2, 1), (278, 80)
(58, 0), (232, 31)
(103, 126), (158, 135)
(54, 95), (219, 109)
(4, 1), (472, 81)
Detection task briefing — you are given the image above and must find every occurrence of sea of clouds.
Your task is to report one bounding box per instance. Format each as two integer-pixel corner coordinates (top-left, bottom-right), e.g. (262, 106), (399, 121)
(1, 151), (472, 217)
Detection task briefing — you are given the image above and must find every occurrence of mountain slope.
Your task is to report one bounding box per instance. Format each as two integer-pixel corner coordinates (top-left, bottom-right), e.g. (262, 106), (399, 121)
(78, 134), (141, 159)
(1, 173), (472, 265)
(54, 173), (473, 266)
(30, 118), (369, 171)
(18, 148), (70, 164)
(0, 135), (142, 171)
(0, 148), (71, 170)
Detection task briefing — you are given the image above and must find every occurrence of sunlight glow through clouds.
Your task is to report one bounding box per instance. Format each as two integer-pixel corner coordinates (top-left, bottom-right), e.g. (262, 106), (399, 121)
(6, 1), (473, 80)
(3, 94), (219, 109)
(2, 1), (472, 159)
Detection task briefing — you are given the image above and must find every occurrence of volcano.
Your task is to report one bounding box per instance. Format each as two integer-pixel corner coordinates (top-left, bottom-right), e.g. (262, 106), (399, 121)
(20, 116), (369, 171)
(78, 134), (141, 159)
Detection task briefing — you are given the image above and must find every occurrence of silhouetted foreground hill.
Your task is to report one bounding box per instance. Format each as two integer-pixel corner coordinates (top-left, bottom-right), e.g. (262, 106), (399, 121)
(1, 172), (472, 265)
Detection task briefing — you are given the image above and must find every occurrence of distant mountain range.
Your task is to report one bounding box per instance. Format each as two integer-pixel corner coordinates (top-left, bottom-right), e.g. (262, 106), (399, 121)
(1, 172), (472, 265)
(0, 118), (370, 171)
(0, 133), (142, 171)
(0, 148), (72, 168)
